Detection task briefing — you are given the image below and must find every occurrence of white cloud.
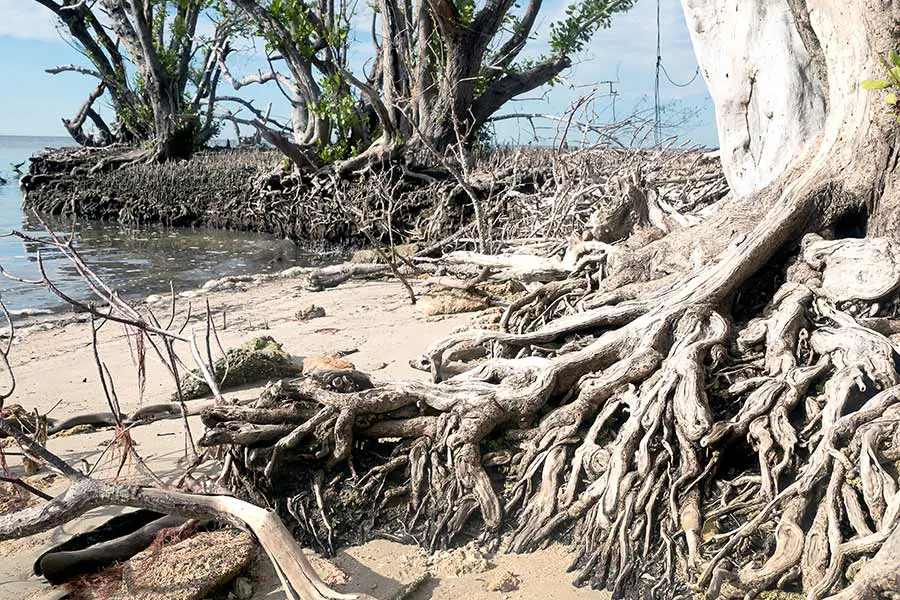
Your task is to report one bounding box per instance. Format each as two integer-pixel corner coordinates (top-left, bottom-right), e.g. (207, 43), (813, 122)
(0, 1), (63, 42)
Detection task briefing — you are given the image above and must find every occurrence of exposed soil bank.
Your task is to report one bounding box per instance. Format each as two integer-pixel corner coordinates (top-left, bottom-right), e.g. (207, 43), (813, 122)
(20, 146), (488, 245)
(21, 145), (728, 251)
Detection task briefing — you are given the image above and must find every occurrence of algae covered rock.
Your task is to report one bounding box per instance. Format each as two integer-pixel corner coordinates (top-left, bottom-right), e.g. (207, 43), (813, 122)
(115, 529), (255, 600)
(177, 336), (300, 400)
(295, 304), (326, 320)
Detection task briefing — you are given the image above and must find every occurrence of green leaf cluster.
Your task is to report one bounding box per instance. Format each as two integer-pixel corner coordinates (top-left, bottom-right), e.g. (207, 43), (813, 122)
(549, 0), (634, 55)
(266, 0), (319, 57)
(862, 50), (900, 122)
(454, 0), (476, 26)
(313, 72), (361, 163)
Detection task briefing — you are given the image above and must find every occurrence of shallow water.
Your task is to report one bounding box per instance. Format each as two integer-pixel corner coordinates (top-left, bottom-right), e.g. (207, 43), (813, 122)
(0, 136), (336, 312)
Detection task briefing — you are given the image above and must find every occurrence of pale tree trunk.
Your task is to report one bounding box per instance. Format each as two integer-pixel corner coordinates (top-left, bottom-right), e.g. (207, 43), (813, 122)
(682, 0), (899, 222)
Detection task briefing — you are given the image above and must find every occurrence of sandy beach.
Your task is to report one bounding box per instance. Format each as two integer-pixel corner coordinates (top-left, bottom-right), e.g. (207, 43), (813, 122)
(0, 274), (607, 600)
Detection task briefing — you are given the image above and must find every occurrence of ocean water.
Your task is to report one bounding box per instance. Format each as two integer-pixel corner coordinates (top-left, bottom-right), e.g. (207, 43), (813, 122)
(0, 136), (334, 312)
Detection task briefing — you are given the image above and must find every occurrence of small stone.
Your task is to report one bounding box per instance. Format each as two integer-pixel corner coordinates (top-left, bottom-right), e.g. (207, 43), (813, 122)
(296, 304), (326, 321)
(303, 355), (355, 374)
(202, 279), (221, 291)
(179, 290), (201, 299)
(278, 266), (309, 279)
(233, 576), (253, 599)
(146, 294), (164, 304)
(485, 570), (520, 593)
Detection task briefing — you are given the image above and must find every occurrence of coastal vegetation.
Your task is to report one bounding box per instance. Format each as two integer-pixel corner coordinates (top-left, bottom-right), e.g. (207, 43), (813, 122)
(4, 1), (900, 600)
(33, 0), (231, 159)
(32, 0), (635, 169)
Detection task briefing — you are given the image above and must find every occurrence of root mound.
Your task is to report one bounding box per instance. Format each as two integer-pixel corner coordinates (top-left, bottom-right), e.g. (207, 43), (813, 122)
(200, 222), (900, 599)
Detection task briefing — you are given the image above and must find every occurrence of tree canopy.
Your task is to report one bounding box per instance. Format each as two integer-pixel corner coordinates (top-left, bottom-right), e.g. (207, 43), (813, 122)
(34, 0), (636, 166)
(34, 0), (233, 159)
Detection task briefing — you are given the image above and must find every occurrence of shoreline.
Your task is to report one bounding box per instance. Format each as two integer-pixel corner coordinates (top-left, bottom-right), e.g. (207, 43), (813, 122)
(2, 261), (335, 341)
(20, 145), (468, 245)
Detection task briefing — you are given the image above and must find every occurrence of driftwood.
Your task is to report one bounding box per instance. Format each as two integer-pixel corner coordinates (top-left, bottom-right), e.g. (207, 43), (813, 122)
(35, 512), (190, 583)
(0, 410), (351, 600)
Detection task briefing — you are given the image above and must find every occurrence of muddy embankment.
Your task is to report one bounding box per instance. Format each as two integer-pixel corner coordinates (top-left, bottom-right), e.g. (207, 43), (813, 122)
(19, 146), (521, 246)
(20, 144), (729, 250)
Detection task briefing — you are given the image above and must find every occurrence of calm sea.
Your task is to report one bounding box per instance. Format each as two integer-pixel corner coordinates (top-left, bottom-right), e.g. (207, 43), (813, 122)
(0, 135), (332, 312)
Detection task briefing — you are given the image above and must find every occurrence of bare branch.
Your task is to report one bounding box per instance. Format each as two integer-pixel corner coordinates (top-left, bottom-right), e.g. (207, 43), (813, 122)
(45, 64), (103, 78)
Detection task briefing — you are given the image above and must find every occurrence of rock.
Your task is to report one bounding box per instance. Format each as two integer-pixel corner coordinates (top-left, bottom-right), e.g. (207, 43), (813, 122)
(480, 280), (527, 299)
(145, 295), (164, 304)
(233, 576), (253, 599)
(302, 355), (355, 374)
(296, 304), (326, 321)
(351, 243), (420, 264)
(201, 275), (258, 293)
(419, 291), (490, 316)
(454, 548), (491, 575)
(351, 249), (381, 264)
(113, 530), (256, 600)
(278, 266), (309, 279)
(177, 336), (300, 400)
(178, 290), (201, 299)
(305, 552), (349, 586)
(393, 243), (420, 257)
(428, 546), (492, 577)
(485, 570), (520, 593)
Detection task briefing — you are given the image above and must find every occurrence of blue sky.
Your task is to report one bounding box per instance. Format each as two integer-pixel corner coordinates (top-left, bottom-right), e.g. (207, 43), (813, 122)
(0, 0), (719, 148)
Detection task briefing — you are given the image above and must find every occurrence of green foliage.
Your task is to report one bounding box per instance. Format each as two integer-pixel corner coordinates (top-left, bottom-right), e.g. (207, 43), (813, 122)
(264, 0), (351, 58)
(313, 73), (361, 163)
(454, 0), (476, 26)
(549, 0), (634, 55)
(862, 50), (900, 122)
(266, 0), (319, 57)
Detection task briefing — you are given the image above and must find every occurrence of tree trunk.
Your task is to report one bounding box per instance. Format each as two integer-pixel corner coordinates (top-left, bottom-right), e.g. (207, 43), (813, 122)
(420, 31), (484, 149)
(682, 0), (899, 221)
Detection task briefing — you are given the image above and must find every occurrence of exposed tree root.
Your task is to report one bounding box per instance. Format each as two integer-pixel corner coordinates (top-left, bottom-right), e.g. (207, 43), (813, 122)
(194, 131), (900, 599)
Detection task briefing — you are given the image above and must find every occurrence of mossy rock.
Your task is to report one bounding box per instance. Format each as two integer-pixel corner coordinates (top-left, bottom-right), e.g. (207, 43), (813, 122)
(177, 336), (300, 400)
